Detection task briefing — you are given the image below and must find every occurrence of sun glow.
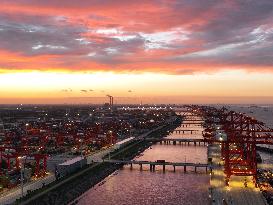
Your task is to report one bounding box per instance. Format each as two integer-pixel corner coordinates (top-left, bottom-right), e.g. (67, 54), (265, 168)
(0, 70), (273, 104)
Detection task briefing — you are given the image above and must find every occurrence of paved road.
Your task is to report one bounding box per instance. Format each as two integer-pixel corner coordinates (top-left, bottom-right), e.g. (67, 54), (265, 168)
(0, 174), (55, 205)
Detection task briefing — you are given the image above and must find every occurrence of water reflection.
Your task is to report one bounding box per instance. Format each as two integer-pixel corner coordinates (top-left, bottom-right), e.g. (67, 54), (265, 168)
(258, 151), (273, 170)
(76, 117), (209, 205)
(77, 170), (209, 205)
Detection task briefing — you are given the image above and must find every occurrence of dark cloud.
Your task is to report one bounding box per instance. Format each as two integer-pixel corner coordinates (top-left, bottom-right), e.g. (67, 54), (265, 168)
(0, 13), (89, 56)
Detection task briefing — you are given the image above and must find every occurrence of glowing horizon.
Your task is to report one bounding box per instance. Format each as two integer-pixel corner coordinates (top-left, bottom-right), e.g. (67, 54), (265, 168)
(1, 70), (273, 104)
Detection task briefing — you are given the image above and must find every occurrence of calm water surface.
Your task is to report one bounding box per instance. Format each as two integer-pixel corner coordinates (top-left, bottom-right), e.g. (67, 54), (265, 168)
(76, 117), (210, 205)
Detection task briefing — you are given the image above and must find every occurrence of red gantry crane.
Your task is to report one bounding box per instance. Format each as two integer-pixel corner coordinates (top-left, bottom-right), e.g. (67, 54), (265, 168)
(202, 106), (273, 186)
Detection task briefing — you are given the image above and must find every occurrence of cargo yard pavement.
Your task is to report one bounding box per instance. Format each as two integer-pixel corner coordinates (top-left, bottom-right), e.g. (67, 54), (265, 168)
(209, 143), (267, 205)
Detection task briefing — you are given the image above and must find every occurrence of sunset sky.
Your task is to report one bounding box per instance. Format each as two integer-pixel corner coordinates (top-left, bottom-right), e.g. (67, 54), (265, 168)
(0, 0), (273, 104)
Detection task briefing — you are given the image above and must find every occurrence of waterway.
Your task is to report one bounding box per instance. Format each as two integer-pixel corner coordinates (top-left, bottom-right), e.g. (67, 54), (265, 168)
(258, 151), (273, 170)
(75, 115), (210, 205)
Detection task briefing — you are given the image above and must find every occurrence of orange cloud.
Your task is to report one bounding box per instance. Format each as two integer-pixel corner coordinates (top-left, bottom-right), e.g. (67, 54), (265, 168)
(0, 1), (272, 74)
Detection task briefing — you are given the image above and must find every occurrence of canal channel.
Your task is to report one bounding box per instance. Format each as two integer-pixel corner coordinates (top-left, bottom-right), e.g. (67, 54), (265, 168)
(74, 114), (210, 205)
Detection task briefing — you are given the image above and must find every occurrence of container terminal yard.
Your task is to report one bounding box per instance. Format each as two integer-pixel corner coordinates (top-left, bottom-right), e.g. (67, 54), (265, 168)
(0, 103), (176, 204)
(0, 104), (273, 205)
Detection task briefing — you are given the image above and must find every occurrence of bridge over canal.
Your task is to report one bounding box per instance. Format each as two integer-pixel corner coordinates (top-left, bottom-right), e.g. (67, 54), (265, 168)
(99, 159), (212, 173)
(144, 138), (208, 146)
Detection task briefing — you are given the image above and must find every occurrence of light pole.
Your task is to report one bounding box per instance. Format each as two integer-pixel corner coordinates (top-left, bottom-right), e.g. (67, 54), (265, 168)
(19, 156), (26, 198)
(129, 125), (132, 137)
(20, 166), (23, 197)
(109, 131), (113, 145)
(79, 139), (83, 168)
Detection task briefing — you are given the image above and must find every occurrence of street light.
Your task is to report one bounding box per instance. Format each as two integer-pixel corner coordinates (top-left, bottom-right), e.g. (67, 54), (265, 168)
(129, 125), (132, 137)
(18, 156), (27, 198)
(79, 139), (83, 168)
(109, 131), (113, 145)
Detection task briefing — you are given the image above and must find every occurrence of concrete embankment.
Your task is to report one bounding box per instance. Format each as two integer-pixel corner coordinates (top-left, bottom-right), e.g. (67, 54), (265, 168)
(17, 117), (181, 205)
